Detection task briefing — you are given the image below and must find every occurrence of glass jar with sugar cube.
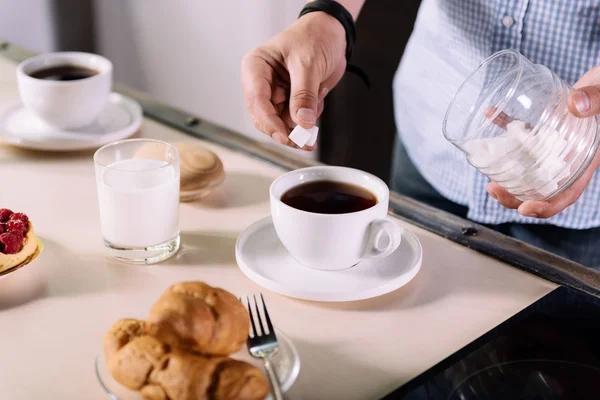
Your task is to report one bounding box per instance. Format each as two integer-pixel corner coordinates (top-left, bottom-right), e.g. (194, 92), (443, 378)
(443, 49), (600, 201)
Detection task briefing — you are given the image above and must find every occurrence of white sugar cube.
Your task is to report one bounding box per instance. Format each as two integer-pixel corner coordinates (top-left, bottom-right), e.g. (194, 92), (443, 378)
(536, 180), (559, 197)
(506, 120), (530, 136)
(555, 164), (572, 182)
(306, 126), (319, 146)
(488, 136), (520, 159)
(463, 118), (578, 199)
(494, 163), (525, 182)
(289, 125), (318, 147)
(288, 126), (310, 147)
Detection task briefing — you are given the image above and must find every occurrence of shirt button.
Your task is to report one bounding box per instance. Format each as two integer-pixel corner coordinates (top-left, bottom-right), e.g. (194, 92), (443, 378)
(502, 15), (515, 28)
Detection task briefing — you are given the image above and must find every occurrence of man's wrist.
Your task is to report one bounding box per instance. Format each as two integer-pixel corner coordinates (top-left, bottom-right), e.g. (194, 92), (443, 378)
(301, 11), (346, 39)
(300, 1), (356, 60)
(306, 0), (365, 21)
(300, 0), (371, 88)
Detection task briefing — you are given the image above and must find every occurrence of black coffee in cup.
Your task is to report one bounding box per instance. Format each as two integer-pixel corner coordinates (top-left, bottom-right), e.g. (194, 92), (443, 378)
(281, 180), (378, 214)
(29, 65), (98, 81)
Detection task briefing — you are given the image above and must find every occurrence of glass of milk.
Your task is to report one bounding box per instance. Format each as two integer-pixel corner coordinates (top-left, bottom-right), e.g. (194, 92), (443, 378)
(443, 49), (600, 201)
(94, 139), (180, 264)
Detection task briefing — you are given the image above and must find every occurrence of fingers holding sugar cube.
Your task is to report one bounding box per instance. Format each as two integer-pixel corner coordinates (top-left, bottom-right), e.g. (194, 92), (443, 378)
(289, 125), (319, 148)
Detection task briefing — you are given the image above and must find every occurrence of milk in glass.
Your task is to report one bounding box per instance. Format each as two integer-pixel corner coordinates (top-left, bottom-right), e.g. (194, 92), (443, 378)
(97, 158), (179, 247)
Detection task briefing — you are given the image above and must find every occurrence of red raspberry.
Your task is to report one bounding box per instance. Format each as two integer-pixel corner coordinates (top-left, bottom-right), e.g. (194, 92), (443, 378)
(0, 232), (22, 254)
(7, 220), (27, 235)
(10, 229), (23, 243)
(0, 224), (4, 234)
(9, 213), (29, 226)
(0, 209), (13, 222)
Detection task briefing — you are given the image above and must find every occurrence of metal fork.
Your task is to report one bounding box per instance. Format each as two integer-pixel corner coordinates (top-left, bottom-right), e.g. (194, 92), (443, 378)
(243, 294), (284, 400)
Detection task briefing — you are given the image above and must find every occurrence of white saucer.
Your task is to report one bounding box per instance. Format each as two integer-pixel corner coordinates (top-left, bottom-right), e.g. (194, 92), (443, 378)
(0, 92), (142, 151)
(235, 217), (423, 302)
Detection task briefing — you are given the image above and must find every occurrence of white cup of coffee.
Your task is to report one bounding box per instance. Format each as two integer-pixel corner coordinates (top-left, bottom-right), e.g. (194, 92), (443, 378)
(16, 52), (112, 129)
(270, 166), (403, 271)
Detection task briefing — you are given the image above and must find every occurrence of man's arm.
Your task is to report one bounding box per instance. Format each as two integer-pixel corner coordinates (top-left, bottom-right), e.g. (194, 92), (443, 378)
(241, 1), (366, 149)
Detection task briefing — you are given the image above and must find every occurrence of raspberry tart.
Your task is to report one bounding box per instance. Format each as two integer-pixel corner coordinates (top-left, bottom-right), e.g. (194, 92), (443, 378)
(0, 209), (40, 274)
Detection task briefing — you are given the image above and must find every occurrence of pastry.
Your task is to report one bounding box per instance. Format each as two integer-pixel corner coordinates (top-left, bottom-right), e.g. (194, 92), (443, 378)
(134, 141), (225, 202)
(147, 282), (249, 356)
(176, 142), (225, 202)
(0, 209), (39, 274)
(103, 318), (150, 362)
(148, 351), (268, 400)
(104, 319), (268, 400)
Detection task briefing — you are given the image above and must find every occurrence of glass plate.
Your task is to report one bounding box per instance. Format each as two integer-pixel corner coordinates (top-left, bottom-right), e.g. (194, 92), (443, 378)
(95, 328), (300, 400)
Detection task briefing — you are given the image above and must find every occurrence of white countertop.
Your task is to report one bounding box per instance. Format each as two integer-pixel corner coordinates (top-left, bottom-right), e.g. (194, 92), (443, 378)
(0, 55), (557, 400)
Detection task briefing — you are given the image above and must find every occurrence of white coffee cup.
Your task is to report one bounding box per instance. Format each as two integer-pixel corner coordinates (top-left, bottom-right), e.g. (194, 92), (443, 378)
(16, 52), (112, 129)
(270, 166), (403, 271)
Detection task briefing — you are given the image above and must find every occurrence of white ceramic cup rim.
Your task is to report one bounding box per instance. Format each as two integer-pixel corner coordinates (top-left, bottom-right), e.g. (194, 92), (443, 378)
(16, 51), (113, 86)
(269, 166), (390, 218)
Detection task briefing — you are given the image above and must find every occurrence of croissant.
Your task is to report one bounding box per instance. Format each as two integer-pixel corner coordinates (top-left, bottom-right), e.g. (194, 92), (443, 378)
(104, 319), (268, 400)
(147, 282), (249, 356)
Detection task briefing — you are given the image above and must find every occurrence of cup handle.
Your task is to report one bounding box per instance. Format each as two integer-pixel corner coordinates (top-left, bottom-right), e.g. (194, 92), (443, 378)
(363, 219), (403, 259)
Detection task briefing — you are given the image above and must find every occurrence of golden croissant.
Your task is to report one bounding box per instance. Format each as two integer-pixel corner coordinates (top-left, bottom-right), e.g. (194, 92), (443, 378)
(104, 319), (268, 400)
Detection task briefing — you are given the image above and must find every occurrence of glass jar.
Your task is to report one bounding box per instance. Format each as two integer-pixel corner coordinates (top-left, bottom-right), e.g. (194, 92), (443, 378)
(443, 49), (600, 201)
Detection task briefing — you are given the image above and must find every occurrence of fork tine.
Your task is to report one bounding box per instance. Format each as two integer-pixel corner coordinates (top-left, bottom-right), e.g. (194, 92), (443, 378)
(253, 294), (265, 337)
(260, 293), (275, 336)
(246, 296), (257, 338)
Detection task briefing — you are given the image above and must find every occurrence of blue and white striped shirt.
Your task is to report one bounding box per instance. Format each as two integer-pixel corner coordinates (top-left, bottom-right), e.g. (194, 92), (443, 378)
(393, 0), (600, 229)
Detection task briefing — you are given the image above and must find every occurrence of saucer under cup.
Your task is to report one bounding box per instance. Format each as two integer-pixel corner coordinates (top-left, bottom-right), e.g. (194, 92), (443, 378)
(236, 217), (422, 302)
(0, 93), (142, 151)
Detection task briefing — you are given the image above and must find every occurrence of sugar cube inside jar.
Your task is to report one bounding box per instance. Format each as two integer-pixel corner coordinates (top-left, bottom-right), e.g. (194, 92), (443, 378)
(443, 49), (600, 202)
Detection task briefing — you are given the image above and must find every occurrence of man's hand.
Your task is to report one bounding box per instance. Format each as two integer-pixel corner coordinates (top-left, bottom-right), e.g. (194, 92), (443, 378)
(488, 66), (600, 218)
(241, 12), (347, 150)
